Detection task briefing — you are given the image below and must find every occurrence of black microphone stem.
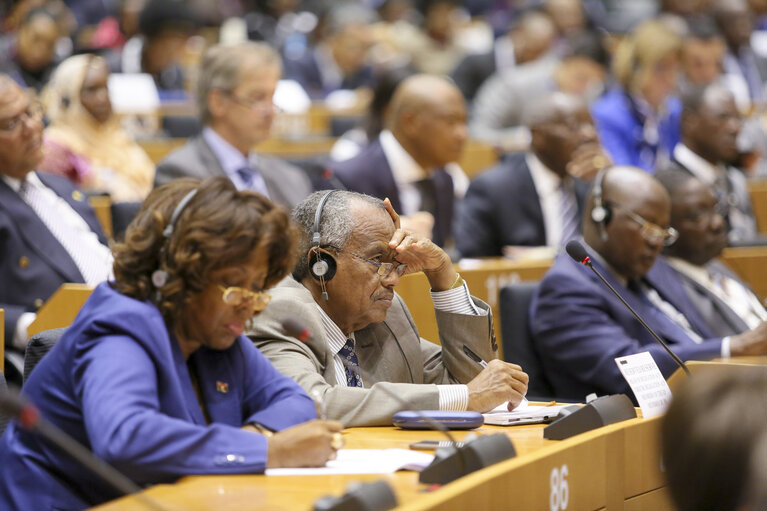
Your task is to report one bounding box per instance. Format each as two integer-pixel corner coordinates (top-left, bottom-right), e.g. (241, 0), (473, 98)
(583, 261), (691, 375)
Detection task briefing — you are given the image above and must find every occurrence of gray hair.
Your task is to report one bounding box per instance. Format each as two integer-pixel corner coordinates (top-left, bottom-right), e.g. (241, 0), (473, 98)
(323, 4), (378, 38)
(292, 190), (385, 280)
(196, 42), (282, 125)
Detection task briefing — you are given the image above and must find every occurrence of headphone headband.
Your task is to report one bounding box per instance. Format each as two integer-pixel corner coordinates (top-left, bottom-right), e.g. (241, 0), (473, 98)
(152, 188), (199, 290)
(313, 190), (337, 247)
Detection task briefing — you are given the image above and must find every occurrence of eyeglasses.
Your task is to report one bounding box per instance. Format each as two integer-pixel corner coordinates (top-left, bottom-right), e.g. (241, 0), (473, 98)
(218, 285), (272, 312)
(326, 245), (408, 278)
(0, 101), (43, 133)
(220, 90), (282, 114)
(611, 203), (679, 246)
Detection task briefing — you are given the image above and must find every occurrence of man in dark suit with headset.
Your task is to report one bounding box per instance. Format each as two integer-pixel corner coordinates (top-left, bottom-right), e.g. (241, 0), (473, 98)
(530, 166), (767, 401)
(248, 190), (528, 427)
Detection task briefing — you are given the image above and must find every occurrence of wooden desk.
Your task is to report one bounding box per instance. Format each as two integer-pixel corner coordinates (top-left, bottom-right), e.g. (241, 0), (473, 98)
(94, 415), (671, 511)
(27, 284), (93, 338)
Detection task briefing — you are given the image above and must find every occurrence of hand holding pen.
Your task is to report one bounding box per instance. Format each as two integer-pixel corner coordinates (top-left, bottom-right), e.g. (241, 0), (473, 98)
(462, 345), (529, 412)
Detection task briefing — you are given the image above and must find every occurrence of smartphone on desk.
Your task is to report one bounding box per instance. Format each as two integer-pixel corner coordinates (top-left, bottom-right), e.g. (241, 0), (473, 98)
(409, 440), (466, 450)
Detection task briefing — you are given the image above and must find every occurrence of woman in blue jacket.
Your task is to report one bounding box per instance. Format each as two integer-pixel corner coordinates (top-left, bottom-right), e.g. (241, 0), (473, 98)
(0, 177), (342, 510)
(591, 19), (683, 172)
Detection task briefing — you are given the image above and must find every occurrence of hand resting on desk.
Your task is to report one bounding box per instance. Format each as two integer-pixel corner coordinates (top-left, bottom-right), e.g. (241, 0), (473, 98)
(467, 359), (529, 412)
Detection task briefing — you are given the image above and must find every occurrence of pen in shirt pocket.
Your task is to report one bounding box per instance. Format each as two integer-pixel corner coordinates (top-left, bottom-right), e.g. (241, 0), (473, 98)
(462, 344), (488, 368)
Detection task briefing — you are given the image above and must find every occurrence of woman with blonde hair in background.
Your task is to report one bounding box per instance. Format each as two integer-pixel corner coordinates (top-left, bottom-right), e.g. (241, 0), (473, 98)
(40, 53), (154, 202)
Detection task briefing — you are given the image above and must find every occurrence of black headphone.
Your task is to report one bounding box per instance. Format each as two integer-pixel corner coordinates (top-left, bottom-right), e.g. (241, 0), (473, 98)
(590, 167), (612, 241)
(309, 190), (338, 300)
(151, 188), (199, 291)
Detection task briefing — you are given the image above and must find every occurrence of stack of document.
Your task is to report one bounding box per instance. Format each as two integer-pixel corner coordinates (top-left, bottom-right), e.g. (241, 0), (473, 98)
(482, 401), (578, 426)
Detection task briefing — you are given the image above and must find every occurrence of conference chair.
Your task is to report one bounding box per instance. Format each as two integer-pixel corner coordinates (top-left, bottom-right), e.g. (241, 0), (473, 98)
(23, 328), (67, 384)
(499, 282), (558, 400)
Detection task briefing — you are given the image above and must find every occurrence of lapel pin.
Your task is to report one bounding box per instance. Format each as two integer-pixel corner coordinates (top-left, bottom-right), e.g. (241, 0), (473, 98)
(18, 256), (29, 269)
(216, 381), (229, 394)
(71, 190), (84, 202)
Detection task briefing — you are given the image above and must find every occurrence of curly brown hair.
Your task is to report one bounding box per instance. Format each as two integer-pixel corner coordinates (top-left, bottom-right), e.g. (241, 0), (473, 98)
(112, 176), (297, 324)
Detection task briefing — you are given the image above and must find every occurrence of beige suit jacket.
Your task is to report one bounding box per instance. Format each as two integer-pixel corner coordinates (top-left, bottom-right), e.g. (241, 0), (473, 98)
(248, 278), (496, 426)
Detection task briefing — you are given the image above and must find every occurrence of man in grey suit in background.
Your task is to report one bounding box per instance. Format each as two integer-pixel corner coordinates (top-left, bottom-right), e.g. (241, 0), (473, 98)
(248, 190), (528, 427)
(656, 169), (767, 337)
(154, 42), (312, 209)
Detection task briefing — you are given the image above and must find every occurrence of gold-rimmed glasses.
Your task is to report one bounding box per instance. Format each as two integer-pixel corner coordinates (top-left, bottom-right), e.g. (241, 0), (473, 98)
(218, 285), (272, 312)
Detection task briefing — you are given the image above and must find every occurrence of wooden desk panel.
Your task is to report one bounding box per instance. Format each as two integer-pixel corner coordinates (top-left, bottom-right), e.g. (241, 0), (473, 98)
(95, 416), (665, 511)
(720, 246), (767, 299)
(747, 179), (767, 234)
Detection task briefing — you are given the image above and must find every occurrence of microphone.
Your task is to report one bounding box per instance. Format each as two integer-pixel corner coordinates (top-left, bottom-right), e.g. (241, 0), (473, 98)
(0, 392), (168, 511)
(281, 318), (311, 343)
(565, 240), (690, 376)
(281, 318), (516, 485)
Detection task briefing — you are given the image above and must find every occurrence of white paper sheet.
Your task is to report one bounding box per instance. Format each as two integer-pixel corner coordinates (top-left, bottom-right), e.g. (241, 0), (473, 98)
(265, 449), (435, 476)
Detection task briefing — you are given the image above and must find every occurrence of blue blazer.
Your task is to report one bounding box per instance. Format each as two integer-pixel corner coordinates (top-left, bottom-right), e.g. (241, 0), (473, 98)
(530, 253), (722, 401)
(331, 139), (455, 247)
(0, 173), (107, 346)
(0, 283), (316, 510)
(454, 153), (588, 257)
(590, 87), (681, 172)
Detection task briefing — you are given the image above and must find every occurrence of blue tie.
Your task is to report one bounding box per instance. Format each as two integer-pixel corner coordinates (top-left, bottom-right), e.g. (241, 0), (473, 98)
(236, 166), (254, 188)
(338, 338), (363, 387)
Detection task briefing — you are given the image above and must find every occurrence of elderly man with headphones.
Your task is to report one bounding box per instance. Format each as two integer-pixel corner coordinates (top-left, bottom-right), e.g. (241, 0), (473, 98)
(530, 166), (767, 403)
(248, 190), (529, 427)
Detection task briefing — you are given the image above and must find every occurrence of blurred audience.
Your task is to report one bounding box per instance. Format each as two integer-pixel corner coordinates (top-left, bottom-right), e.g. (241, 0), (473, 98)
(155, 42), (312, 209)
(456, 92), (605, 259)
(590, 19), (682, 171)
(283, 3), (376, 100)
(39, 54), (154, 202)
(331, 74), (468, 247)
(656, 170), (767, 336)
(470, 51), (605, 151)
(451, 10), (556, 103)
(0, 75), (112, 358)
(107, 0), (199, 99)
(713, 0), (767, 107)
(663, 83), (760, 244)
(0, 7), (60, 92)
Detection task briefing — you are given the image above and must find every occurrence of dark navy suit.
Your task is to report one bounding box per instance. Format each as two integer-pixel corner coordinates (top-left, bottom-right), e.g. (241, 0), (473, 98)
(590, 87), (682, 172)
(454, 153), (588, 257)
(0, 283), (316, 509)
(330, 139), (455, 248)
(0, 173), (107, 346)
(283, 49), (374, 99)
(530, 253), (722, 401)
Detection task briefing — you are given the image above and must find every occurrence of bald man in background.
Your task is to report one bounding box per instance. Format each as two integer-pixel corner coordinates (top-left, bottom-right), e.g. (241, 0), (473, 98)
(330, 74), (468, 248)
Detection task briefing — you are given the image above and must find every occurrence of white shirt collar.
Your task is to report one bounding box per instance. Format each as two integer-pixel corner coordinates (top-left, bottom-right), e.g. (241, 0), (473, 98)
(379, 130), (429, 184)
(315, 302), (356, 353)
(526, 153), (563, 194)
(666, 256), (710, 284)
(673, 143), (723, 185)
(1, 171), (44, 193)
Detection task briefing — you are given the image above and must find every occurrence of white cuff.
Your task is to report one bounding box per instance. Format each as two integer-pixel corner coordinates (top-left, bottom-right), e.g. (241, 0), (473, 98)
(437, 384), (469, 411)
(721, 336), (731, 359)
(430, 282), (483, 316)
(13, 312), (36, 351)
